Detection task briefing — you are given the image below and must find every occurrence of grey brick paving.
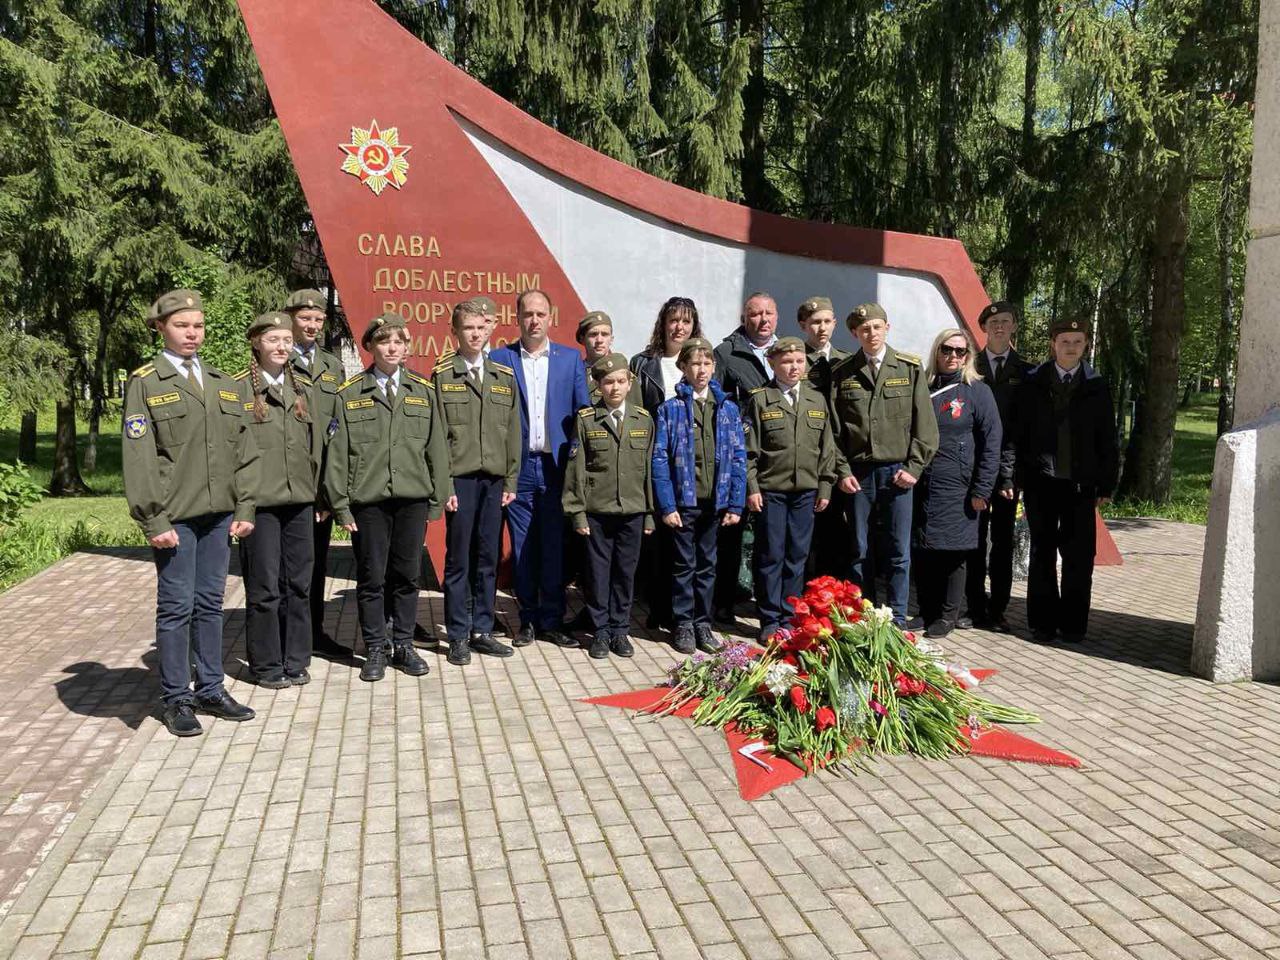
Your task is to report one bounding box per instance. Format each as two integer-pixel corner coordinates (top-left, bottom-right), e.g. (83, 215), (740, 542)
(1, 519), (1279, 958)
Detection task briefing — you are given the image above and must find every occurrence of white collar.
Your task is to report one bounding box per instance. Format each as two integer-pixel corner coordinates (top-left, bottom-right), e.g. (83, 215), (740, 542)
(987, 347), (1011, 363)
(1054, 362), (1081, 380)
(810, 342), (831, 359)
(776, 379), (801, 394)
(861, 346), (887, 364)
(520, 341), (550, 360)
(606, 402), (626, 419)
(260, 367), (286, 387)
(293, 343), (316, 359)
(163, 350), (199, 372)
(458, 351), (485, 371)
(373, 366), (400, 385)
(692, 386), (710, 401)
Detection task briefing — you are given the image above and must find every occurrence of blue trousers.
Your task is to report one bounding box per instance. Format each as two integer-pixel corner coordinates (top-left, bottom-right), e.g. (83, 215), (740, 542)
(152, 512), (232, 705)
(443, 473), (504, 641)
(849, 463), (914, 619)
(753, 490), (816, 632)
(670, 503), (719, 628)
(505, 453), (566, 630)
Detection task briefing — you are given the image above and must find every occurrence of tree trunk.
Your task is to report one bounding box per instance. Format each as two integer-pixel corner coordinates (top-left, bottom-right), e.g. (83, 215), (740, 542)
(18, 412), (38, 463)
(1004, 0), (1042, 309)
(1216, 150), (1238, 435)
(736, 0), (775, 211)
(84, 314), (109, 473)
(1121, 170), (1189, 502)
(49, 397), (91, 496)
(452, 0), (469, 69)
(932, 0), (959, 238)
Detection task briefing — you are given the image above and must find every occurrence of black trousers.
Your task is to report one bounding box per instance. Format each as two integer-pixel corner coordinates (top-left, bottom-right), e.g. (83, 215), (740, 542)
(753, 490), (816, 631)
(351, 498), (429, 652)
(1022, 477), (1097, 635)
(966, 493), (1017, 619)
(914, 548), (967, 626)
(713, 515), (747, 612)
(671, 503), (719, 628)
(240, 503), (314, 678)
(309, 513), (333, 641)
(443, 473), (504, 642)
(583, 513), (645, 636)
(808, 490), (852, 580)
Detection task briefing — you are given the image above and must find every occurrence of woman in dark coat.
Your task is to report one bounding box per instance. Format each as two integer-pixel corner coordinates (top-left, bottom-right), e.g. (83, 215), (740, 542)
(913, 327), (1002, 638)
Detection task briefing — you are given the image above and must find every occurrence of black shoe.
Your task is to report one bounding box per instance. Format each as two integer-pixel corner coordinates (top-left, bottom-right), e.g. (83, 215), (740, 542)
(1061, 632), (1086, 644)
(925, 620), (954, 639)
(610, 634), (634, 658)
(447, 639), (471, 666)
(392, 643), (430, 676)
(312, 633), (349, 658)
(256, 674), (292, 690)
(904, 616), (926, 631)
(673, 625), (696, 655)
(195, 691), (255, 722)
(285, 669), (310, 686)
(470, 633), (514, 658)
(713, 607), (736, 626)
(162, 702), (203, 737)
(538, 629), (577, 648)
(695, 624), (720, 654)
(513, 624), (536, 648)
(956, 616), (974, 630)
(361, 643), (388, 681)
(588, 634), (611, 659)
(1031, 628), (1057, 644)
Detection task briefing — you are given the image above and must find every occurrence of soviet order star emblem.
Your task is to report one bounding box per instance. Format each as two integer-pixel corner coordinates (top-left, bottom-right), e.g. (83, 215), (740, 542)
(339, 120), (411, 195)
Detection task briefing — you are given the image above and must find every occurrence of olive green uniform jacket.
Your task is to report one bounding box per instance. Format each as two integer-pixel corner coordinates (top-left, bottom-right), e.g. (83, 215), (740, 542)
(805, 343), (850, 394)
(288, 346), (342, 509)
(235, 369), (324, 509)
(827, 346), (939, 478)
(122, 354), (260, 539)
(326, 367), (453, 526)
(744, 382), (847, 500)
(430, 354), (521, 493)
(563, 403), (656, 532)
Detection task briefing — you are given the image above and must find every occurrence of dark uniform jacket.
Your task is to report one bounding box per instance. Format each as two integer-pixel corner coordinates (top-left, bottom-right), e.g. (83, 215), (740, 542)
(827, 346), (939, 478)
(327, 367), (453, 525)
(805, 343), (850, 394)
(975, 348), (1032, 491)
(122, 354), (260, 539)
(562, 402), (656, 531)
(744, 381), (846, 500)
(713, 328), (773, 406)
(235, 368), (323, 509)
(431, 353), (522, 493)
(913, 374), (1002, 551)
(1010, 361), (1119, 497)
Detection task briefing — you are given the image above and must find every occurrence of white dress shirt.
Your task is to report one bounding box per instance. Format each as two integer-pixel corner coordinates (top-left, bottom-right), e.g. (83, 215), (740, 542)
(860, 346), (887, 379)
(748, 335), (777, 370)
(520, 342), (551, 453)
(163, 351), (202, 386)
(1054, 362), (1081, 382)
(260, 368), (285, 389)
(292, 344), (317, 369)
(986, 348), (1010, 374)
(373, 366), (401, 398)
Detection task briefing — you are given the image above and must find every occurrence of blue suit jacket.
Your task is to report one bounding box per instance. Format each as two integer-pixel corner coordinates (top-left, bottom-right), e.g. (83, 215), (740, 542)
(489, 341), (590, 472)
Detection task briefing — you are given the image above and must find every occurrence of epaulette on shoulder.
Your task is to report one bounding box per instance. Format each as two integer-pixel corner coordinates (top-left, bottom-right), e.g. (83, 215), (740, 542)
(405, 370), (431, 386)
(339, 375), (364, 391)
(578, 406), (595, 417)
(293, 372), (313, 386)
(131, 363), (155, 378)
(231, 368), (249, 381)
(897, 352), (921, 366)
(490, 361), (514, 375)
(433, 357), (454, 372)
(749, 386), (765, 394)
(635, 408), (650, 418)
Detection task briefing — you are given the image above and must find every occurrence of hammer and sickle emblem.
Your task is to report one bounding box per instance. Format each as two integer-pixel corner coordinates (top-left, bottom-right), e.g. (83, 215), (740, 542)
(365, 145), (386, 167)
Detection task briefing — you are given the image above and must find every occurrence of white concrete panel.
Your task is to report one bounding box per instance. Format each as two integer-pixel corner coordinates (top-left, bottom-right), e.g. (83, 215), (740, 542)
(463, 123), (961, 360)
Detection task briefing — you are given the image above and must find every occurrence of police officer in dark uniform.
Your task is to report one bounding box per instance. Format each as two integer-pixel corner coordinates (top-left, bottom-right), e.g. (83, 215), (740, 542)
(966, 301), (1033, 632)
(284, 288), (348, 658)
(1009, 318), (1118, 643)
(827, 303), (938, 624)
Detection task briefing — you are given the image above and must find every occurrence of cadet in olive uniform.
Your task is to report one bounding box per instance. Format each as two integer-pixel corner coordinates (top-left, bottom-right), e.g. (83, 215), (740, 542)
(432, 298), (520, 667)
(564, 354), (655, 659)
(283, 288), (347, 658)
(577, 312), (643, 405)
(123, 289), (260, 737)
(797, 296), (850, 393)
(827, 303), (939, 623)
(236, 312), (324, 687)
(328, 313), (452, 681)
(744, 338), (847, 640)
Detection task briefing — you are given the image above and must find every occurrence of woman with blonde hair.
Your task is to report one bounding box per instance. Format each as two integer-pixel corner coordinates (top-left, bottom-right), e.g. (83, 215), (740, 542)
(911, 327), (1002, 638)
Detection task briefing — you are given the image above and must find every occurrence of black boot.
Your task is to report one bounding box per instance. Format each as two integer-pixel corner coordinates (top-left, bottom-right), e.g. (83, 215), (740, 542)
(588, 633), (611, 659)
(392, 643), (430, 677)
(360, 643), (388, 682)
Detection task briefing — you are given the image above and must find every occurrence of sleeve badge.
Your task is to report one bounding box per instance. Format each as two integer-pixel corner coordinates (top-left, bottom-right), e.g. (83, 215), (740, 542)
(125, 414), (148, 439)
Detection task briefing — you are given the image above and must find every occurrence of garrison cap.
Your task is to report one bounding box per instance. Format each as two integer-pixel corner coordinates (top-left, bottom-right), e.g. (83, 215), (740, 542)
(797, 296), (834, 323)
(590, 352), (629, 380)
(677, 337), (715, 364)
(147, 289), (202, 327)
(978, 300), (1019, 327)
(576, 311), (613, 343)
(284, 288), (326, 312)
(767, 336), (807, 358)
(246, 311), (291, 340)
(362, 312), (408, 349)
(471, 295), (498, 315)
(1049, 317), (1092, 339)
(847, 302), (888, 329)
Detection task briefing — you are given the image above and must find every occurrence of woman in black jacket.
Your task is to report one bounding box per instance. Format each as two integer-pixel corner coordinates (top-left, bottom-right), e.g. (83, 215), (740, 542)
(912, 328), (1002, 638)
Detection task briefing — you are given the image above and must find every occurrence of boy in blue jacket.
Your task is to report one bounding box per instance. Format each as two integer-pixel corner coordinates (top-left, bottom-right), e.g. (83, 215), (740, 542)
(652, 338), (747, 654)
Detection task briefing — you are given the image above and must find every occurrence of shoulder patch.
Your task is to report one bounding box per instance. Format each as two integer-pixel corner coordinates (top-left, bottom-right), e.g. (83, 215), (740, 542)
(339, 375), (364, 391)
(897, 352), (921, 366)
(130, 363), (156, 379)
(578, 407), (595, 418)
(490, 362), (514, 375)
(433, 359), (454, 372)
(405, 370), (431, 387)
(231, 368), (249, 381)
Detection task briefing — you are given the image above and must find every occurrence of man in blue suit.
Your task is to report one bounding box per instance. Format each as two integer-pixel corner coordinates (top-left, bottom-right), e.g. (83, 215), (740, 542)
(489, 290), (591, 647)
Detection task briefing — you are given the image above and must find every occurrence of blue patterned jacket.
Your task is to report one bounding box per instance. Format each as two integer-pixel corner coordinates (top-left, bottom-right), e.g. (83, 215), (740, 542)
(652, 379), (747, 514)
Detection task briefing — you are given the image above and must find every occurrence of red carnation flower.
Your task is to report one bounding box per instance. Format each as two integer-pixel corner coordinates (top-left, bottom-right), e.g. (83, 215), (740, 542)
(789, 685), (810, 712)
(815, 707), (836, 731)
(894, 673), (927, 697)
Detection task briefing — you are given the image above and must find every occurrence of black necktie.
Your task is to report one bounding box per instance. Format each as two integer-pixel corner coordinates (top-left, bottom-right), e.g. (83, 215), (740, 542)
(994, 355), (1005, 378)
(1062, 372), (1073, 386)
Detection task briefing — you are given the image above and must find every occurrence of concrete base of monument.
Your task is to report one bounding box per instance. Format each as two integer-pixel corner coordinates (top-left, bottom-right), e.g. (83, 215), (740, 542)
(1192, 405), (1280, 681)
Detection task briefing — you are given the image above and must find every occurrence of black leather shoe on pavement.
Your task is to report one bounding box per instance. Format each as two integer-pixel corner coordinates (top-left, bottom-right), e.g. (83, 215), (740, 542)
(539, 629), (577, 648)
(610, 634), (634, 658)
(588, 634), (611, 659)
(447, 639), (471, 666)
(673, 625), (696, 655)
(695, 624), (720, 653)
(162, 702), (203, 737)
(285, 669), (310, 686)
(513, 624), (536, 648)
(256, 674), (291, 690)
(904, 616), (926, 631)
(392, 643), (430, 676)
(361, 643), (388, 681)
(195, 692), (255, 722)
(925, 620), (954, 639)
(470, 633), (514, 657)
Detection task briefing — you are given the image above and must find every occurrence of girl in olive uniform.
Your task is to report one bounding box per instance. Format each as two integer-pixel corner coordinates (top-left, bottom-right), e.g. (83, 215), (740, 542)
(122, 289), (260, 737)
(237, 312), (325, 687)
(327, 313), (452, 682)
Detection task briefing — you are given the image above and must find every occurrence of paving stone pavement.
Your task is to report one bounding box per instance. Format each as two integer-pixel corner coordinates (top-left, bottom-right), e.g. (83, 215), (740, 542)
(2, 518), (1280, 960)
